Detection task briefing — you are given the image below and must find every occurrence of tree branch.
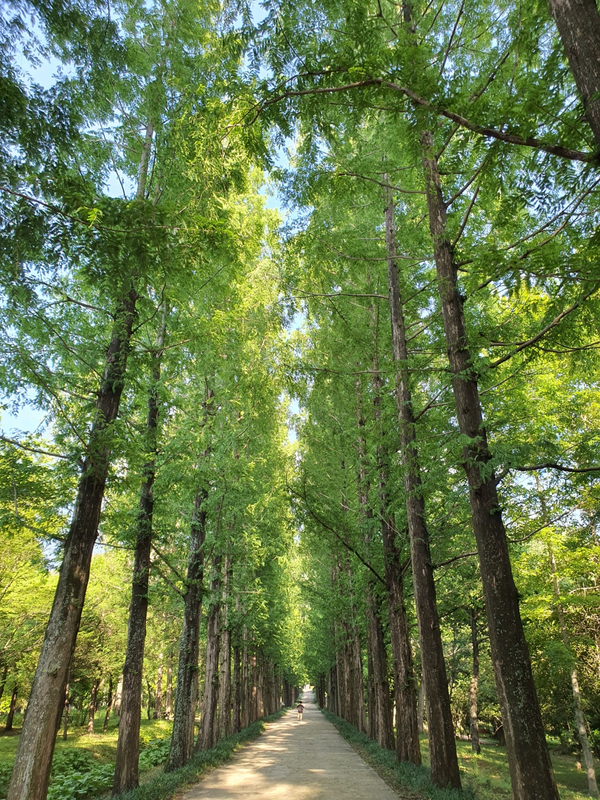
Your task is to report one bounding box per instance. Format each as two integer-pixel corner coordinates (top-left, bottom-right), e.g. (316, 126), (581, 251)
(0, 434), (69, 460)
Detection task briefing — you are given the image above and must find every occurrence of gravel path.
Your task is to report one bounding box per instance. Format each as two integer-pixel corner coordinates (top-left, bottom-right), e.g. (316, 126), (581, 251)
(180, 693), (402, 800)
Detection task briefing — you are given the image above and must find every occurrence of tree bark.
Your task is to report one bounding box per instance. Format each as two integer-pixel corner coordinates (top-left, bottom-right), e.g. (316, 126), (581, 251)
(166, 487), (207, 771)
(420, 129), (559, 800)
(155, 658), (163, 719)
(547, 0), (600, 150)
(355, 380), (395, 749)
(197, 556), (222, 751)
(469, 608), (481, 755)
(87, 678), (99, 734)
(233, 642), (241, 733)
(241, 630), (249, 729)
(102, 676), (113, 733)
(218, 556), (232, 740)
(113, 319), (165, 795)
(0, 664), (8, 706)
(4, 684), (18, 732)
(62, 677), (70, 740)
(372, 362), (421, 765)
(165, 651), (173, 719)
(384, 181), (459, 788)
(417, 680), (425, 734)
(7, 289), (137, 800)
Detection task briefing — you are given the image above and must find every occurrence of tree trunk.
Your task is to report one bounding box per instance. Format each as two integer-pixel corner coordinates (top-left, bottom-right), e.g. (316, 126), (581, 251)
(166, 487), (207, 771)
(4, 684), (18, 732)
(102, 676), (113, 733)
(384, 180), (460, 788)
(113, 675), (123, 716)
(146, 678), (153, 720)
(256, 653), (265, 719)
(0, 664), (8, 706)
(197, 556), (222, 751)
(250, 653), (258, 724)
(547, 0), (600, 149)
(420, 129), (559, 800)
(113, 319), (164, 794)
(87, 678), (99, 734)
(165, 651), (173, 719)
(62, 677), (70, 740)
(366, 589), (395, 749)
(155, 658), (163, 719)
(233, 642), (241, 733)
(218, 556), (232, 739)
(469, 608), (481, 755)
(418, 681), (425, 734)
(241, 631), (249, 729)
(355, 380), (394, 749)
(7, 288), (137, 800)
(372, 364), (421, 765)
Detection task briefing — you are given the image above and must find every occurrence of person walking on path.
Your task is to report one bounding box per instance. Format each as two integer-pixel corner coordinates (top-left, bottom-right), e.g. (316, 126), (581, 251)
(296, 701), (305, 721)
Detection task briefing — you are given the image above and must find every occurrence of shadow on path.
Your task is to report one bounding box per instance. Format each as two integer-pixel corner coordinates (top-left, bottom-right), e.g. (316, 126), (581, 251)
(181, 691), (401, 799)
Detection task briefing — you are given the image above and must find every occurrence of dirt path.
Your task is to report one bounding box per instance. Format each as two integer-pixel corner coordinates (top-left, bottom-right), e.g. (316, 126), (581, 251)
(180, 692), (402, 800)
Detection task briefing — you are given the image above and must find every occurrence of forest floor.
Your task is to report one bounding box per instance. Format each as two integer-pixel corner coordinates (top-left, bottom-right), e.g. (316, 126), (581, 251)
(0, 704), (593, 800)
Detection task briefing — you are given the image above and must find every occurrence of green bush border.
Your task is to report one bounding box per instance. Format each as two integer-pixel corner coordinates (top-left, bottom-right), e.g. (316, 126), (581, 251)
(117, 709), (288, 800)
(320, 708), (474, 800)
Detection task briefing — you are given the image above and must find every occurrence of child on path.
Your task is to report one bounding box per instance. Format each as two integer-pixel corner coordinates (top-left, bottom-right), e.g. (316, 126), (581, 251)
(296, 701), (305, 721)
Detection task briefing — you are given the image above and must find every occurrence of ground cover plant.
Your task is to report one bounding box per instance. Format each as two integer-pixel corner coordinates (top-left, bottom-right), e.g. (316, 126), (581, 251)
(322, 709), (592, 800)
(0, 712), (287, 800)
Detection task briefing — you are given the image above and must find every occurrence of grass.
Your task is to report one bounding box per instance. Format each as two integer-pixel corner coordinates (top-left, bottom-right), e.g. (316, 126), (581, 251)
(0, 710), (288, 800)
(0, 715), (172, 769)
(321, 709), (593, 800)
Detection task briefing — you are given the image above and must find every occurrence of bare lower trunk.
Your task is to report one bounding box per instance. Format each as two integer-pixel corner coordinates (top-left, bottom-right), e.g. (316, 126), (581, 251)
(102, 676), (113, 733)
(166, 488), (207, 771)
(87, 678), (99, 734)
(0, 664), (7, 706)
(197, 557), (221, 751)
(155, 659), (163, 719)
(256, 654), (265, 719)
(218, 557), (232, 739)
(381, 514), (421, 764)
(4, 685), (18, 732)
(113, 325), (163, 794)
(233, 643), (241, 733)
(547, 0), (600, 149)
(165, 652), (173, 718)
(373, 365), (420, 765)
(384, 182), (459, 788)
(7, 290), (137, 800)
(62, 679), (70, 740)
(469, 608), (481, 755)
(421, 129), (558, 800)
(417, 681), (425, 734)
(366, 589), (395, 749)
(241, 632), (249, 729)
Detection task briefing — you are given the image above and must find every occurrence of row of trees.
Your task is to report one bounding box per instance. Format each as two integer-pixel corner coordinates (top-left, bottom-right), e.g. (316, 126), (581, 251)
(258, 1), (600, 799)
(0, 1), (303, 799)
(2, 2), (600, 800)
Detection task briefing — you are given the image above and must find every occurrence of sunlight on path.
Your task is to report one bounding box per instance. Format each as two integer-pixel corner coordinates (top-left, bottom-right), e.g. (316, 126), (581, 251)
(181, 691), (401, 800)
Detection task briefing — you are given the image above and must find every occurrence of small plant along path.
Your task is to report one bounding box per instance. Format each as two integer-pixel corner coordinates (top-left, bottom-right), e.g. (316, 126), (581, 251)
(180, 692), (405, 800)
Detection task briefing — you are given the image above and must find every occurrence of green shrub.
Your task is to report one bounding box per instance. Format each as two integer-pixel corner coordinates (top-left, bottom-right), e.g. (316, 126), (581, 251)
(0, 762), (12, 799)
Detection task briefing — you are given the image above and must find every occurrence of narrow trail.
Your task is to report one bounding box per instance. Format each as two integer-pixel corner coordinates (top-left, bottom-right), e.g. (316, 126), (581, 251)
(180, 692), (402, 800)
